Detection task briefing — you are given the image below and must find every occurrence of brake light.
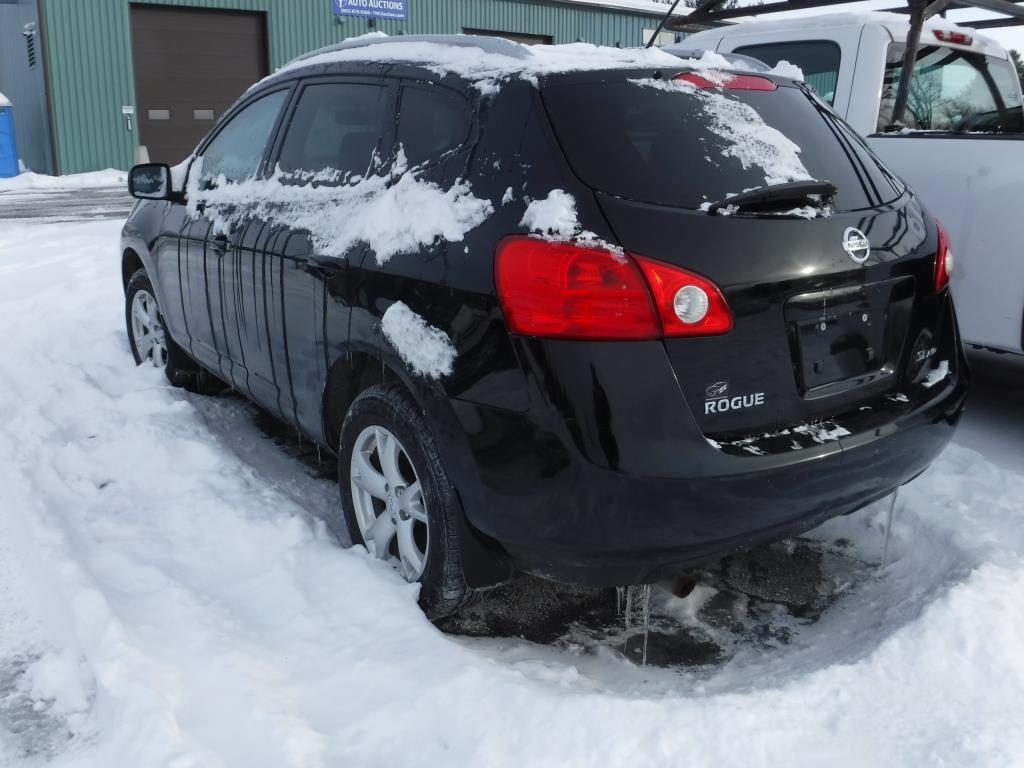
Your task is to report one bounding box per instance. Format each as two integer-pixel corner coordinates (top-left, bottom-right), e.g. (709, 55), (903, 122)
(495, 237), (659, 340)
(673, 72), (777, 91)
(634, 255), (733, 336)
(494, 237), (732, 340)
(935, 220), (953, 291)
(934, 29), (973, 46)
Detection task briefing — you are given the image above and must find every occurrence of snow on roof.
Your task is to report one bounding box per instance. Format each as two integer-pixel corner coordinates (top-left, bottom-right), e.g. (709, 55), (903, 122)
(275, 33), (745, 95)
(0, 92), (10, 108)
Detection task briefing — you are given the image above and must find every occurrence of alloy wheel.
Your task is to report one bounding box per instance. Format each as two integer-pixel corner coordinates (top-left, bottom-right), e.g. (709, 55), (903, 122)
(350, 425), (430, 581)
(130, 289), (168, 368)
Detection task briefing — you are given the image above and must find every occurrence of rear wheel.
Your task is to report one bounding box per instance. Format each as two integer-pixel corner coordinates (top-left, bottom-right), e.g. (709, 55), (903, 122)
(339, 383), (475, 620)
(125, 268), (224, 393)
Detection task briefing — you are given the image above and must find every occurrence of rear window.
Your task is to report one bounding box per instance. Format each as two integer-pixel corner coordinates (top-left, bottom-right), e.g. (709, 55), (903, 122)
(543, 78), (904, 212)
(877, 44), (1024, 133)
(734, 41), (841, 105)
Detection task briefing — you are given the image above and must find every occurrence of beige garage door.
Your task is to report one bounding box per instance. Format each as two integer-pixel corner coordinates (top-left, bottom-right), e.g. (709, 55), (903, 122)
(130, 5), (269, 165)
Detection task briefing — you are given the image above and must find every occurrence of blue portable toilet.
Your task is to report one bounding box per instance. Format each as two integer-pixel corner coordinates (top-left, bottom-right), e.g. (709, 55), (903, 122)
(0, 94), (18, 179)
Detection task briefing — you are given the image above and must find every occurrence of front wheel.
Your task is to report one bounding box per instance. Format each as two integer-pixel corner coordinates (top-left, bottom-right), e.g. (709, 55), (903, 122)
(339, 383), (475, 620)
(125, 268), (223, 393)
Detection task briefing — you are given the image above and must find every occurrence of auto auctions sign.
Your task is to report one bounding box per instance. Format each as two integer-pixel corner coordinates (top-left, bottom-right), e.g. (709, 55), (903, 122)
(333, 0), (407, 20)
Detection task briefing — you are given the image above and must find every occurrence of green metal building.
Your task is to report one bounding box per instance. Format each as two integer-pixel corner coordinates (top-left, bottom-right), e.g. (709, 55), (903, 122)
(0, 0), (683, 175)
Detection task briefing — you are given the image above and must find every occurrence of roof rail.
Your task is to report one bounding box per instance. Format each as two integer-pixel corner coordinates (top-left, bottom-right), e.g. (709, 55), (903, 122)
(286, 33), (531, 67)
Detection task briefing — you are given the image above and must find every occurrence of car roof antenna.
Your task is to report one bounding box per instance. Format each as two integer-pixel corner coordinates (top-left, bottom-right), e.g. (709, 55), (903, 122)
(645, 0), (685, 49)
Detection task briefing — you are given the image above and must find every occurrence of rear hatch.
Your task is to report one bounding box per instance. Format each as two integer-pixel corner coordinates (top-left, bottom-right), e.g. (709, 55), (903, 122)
(542, 71), (944, 444)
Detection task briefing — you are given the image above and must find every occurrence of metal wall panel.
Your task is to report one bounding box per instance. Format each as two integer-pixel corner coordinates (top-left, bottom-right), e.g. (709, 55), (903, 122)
(0, 0), (54, 173)
(41, 0), (667, 173)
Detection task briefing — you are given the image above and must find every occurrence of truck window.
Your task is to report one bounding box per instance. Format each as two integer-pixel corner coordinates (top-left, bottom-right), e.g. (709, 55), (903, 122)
(877, 44), (1024, 133)
(734, 41), (841, 104)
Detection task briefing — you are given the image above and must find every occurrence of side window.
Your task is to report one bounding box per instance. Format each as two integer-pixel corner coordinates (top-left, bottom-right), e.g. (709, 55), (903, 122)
(276, 82), (392, 180)
(735, 41), (842, 105)
(200, 90), (288, 185)
(396, 85), (473, 167)
(877, 44), (1024, 133)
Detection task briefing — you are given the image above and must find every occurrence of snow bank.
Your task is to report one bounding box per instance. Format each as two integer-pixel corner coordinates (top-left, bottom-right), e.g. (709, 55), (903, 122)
(632, 77), (813, 187)
(193, 152), (493, 266)
(381, 301), (457, 380)
(0, 168), (127, 192)
(3, 218), (1024, 767)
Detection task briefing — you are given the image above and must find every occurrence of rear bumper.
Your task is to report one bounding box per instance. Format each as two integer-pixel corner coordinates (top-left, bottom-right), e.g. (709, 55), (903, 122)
(431, 315), (968, 587)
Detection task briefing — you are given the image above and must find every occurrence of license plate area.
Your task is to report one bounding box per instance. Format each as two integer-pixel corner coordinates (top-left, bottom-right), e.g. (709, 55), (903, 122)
(786, 278), (915, 396)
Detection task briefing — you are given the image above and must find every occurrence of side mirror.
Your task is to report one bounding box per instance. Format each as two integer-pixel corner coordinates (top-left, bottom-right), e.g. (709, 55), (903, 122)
(128, 163), (171, 200)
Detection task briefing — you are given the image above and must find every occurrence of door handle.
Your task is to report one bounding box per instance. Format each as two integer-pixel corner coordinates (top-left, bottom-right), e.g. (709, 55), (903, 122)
(306, 255), (345, 279)
(210, 233), (231, 255)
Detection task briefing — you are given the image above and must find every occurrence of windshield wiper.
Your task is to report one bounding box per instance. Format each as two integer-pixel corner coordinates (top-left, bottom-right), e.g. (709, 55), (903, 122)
(707, 180), (838, 215)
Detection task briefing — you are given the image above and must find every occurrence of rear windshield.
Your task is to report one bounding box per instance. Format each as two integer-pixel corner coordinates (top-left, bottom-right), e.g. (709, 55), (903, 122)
(543, 77), (905, 212)
(878, 44), (1024, 133)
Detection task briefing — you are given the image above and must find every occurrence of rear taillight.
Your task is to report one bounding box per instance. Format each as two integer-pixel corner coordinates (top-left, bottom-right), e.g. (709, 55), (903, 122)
(494, 237), (732, 340)
(634, 255), (733, 337)
(935, 220), (953, 292)
(673, 72), (777, 91)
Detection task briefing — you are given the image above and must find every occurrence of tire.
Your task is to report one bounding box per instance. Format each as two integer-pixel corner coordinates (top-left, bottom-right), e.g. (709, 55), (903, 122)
(125, 268), (224, 394)
(339, 383), (475, 620)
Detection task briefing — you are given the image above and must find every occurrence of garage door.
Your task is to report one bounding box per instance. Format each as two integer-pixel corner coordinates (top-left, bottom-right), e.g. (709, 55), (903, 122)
(130, 5), (269, 165)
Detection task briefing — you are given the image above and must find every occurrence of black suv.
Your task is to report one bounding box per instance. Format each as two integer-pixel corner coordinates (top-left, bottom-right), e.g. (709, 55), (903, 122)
(121, 35), (967, 618)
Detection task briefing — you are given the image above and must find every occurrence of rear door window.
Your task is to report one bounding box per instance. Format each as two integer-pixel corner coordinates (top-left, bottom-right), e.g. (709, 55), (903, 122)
(199, 89), (288, 184)
(734, 41), (842, 104)
(396, 84), (473, 167)
(276, 82), (394, 180)
(877, 44), (1024, 133)
(543, 78), (904, 212)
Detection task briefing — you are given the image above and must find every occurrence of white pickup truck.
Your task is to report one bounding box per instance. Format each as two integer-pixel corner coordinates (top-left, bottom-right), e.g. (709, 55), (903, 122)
(681, 12), (1024, 355)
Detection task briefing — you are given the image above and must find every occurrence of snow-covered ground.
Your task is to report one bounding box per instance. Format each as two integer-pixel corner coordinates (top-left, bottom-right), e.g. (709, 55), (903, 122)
(1, 213), (1023, 767)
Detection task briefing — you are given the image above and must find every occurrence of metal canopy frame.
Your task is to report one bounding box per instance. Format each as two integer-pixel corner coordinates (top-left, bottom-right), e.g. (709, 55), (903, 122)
(647, 0), (1024, 127)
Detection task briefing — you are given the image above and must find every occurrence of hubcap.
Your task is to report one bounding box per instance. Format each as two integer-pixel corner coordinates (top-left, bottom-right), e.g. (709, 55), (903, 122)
(350, 425), (429, 581)
(130, 289), (167, 368)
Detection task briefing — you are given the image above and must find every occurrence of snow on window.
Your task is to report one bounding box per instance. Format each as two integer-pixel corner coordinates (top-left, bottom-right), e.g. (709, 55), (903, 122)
(381, 301), (457, 380)
(188, 150), (493, 266)
(631, 77), (813, 188)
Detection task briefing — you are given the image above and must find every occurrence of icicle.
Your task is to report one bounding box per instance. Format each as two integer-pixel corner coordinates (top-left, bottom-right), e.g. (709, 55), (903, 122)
(615, 586), (625, 615)
(624, 587), (634, 631)
(640, 584), (652, 666)
(880, 487), (900, 571)
(316, 443), (322, 466)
